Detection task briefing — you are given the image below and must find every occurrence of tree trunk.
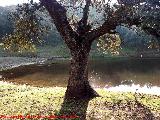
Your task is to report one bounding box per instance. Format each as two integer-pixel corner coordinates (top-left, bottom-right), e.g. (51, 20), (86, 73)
(65, 45), (99, 99)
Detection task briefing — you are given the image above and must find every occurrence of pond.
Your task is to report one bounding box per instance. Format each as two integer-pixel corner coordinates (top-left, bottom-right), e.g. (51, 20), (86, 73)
(0, 57), (160, 94)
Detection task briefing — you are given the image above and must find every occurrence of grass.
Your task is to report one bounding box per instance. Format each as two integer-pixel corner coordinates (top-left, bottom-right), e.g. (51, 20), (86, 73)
(0, 81), (160, 120)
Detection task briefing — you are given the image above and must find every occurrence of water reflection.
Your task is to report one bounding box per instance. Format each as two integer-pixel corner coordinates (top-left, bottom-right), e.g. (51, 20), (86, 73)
(105, 84), (160, 96)
(0, 58), (160, 89)
(89, 58), (160, 87)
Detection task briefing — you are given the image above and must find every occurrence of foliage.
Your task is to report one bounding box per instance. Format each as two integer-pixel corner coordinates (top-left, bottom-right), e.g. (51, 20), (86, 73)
(0, 2), (159, 56)
(1, 0), (159, 55)
(138, 0), (160, 38)
(46, 0), (160, 54)
(97, 33), (121, 55)
(0, 7), (13, 39)
(2, 1), (49, 52)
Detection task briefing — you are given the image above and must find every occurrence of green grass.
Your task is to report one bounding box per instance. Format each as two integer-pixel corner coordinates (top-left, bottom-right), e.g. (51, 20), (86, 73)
(0, 81), (160, 120)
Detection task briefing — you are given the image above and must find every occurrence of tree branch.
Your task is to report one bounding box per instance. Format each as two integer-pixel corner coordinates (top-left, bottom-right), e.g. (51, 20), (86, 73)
(40, 0), (78, 50)
(84, 18), (118, 43)
(84, 5), (143, 43)
(117, 0), (144, 5)
(81, 0), (91, 26)
(77, 0), (91, 35)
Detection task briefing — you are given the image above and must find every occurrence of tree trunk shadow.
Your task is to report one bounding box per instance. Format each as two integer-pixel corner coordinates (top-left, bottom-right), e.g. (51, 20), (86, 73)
(55, 96), (92, 120)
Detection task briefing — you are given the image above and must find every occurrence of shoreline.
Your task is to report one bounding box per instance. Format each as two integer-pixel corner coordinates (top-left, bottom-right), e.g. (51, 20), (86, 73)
(1, 80), (160, 96)
(1, 56), (160, 70)
(1, 57), (160, 96)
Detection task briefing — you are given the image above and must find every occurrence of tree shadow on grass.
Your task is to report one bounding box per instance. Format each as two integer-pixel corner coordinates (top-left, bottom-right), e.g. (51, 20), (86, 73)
(55, 96), (92, 120)
(54, 89), (157, 120)
(55, 95), (156, 120)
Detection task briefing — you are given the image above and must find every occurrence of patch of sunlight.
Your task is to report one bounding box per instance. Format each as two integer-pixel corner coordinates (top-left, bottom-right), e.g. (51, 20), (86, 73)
(0, 81), (65, 116)
(105, 84), (160, 96)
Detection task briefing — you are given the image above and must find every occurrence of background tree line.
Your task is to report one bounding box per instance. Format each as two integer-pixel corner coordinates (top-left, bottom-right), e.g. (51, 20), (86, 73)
(0, 4), (159, 57)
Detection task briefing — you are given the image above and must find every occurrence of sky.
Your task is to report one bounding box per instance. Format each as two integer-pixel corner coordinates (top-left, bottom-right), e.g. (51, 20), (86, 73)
(0, 0), (117, 7)
(0, 0), (39, 7)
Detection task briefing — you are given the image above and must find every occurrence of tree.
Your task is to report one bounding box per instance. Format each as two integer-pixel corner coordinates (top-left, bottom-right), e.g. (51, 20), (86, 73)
(0, 7), (13, 39)
(2, 2), (50, 52)
(3, 0), (160, 99)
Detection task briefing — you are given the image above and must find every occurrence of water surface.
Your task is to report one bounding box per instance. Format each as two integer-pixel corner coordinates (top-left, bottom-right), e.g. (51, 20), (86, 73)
(1, 57), (160, 89)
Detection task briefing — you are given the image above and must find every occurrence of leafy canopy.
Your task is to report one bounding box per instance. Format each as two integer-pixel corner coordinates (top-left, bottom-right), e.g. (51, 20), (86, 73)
(2, 1), (49, 52)
(2, 0), (160, 53)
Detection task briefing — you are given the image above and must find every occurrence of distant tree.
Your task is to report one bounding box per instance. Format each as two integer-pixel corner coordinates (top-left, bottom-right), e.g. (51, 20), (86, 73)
(0, 7), (13, 39)
(3, 0), (160, 99)
(2, 3), (50, 52)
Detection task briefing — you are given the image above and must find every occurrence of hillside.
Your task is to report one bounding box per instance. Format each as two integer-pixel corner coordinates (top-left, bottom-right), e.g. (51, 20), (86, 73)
(0, 6), (13, 38)
(0, 5), (159, 57)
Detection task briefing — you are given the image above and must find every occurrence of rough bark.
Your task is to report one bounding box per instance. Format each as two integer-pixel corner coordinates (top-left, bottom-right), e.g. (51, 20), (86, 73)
(40, 0), (99, 99)
(77, 0), (91, 35)
(84, 20), (117, 43)
(65, 41), (99, 99)
(39, 0), (146, 99)
(40, 0), (78, 51)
